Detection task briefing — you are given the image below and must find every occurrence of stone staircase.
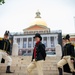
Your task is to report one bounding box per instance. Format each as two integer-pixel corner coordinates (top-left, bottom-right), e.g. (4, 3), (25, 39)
(0, 56), (71, 75)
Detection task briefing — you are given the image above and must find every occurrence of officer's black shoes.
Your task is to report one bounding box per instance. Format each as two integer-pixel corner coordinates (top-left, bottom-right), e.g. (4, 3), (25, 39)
(58, 68), (63, 75)
(72, 72), (75, 75)
(6, 71), (14, 73)
(6, 66), (14, 73)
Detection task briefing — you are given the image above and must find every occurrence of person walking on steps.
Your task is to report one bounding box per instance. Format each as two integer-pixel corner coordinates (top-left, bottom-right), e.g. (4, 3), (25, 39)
(27, 33), (46, 75)
(0, 31), (13, 73)
(57, 34), (75, 75)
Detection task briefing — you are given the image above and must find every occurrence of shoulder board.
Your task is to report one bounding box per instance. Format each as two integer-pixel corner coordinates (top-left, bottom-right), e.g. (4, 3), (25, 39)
(9, 40), (11, 43)
(71, 43), (75, 46)
(7, 39), (11, 43)
(0, 37), (3, 40)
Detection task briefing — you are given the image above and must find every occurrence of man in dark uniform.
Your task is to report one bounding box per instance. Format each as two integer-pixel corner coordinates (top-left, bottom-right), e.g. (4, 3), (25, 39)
(0, 31), (13, 73)
(27, 33), (46, 75)
(57, 34), (75, 75)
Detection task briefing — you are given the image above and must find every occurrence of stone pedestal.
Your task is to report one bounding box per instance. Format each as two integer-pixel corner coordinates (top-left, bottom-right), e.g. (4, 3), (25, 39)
(55, 44), (62, 58)
(12, 43), (18, 56)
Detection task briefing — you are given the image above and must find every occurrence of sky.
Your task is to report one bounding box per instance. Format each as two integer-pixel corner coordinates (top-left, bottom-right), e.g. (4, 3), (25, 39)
(0, 0), (75, 37)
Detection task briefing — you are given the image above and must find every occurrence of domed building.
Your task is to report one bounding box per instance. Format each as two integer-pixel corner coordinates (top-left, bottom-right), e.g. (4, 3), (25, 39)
(31, 18), (47, 26)
(31, 11), (47, 26)
(23, 11), (50, 34)
(13, 11), (62, 55)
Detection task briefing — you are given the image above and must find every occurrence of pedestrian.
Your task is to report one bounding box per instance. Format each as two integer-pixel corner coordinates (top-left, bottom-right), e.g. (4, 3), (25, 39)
(57, 34), (75, 75)
(0, 31), (13, 73)
(27, 33), (46, 75)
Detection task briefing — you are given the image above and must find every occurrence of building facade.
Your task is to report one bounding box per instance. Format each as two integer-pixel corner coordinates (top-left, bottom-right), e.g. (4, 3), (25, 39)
(12, 11), (62, 55)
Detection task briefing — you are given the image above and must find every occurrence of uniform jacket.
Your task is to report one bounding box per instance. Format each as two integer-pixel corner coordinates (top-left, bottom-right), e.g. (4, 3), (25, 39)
(0, 38), (11, 63)
(0, 38), (11, 54)
(62, 43), (75, 73)
(32, 41), (46, 61)
(62, 43), (75, 58)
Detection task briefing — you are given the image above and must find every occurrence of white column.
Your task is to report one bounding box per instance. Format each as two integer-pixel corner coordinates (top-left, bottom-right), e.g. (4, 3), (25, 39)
(32, 37), (33, 48)
(54, 37), (55, 48)
(42, 37), (44, 43)
(54, 36), (58, 47)
(49, 37), (51, 48)
(47, 37), (49, 48)
(27, 37), (28, 48)
(20, 38), (23, 49)
(14, 38), (17, 43)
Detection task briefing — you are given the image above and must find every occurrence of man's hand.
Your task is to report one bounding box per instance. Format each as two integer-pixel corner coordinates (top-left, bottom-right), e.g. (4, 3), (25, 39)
(6, 52), (10, 55)
(71, 60), (74, 63)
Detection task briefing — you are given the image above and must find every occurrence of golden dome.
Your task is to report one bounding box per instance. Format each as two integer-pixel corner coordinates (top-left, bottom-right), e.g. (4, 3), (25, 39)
(31, 18), (47, 26)
(30, 11), (47, 27)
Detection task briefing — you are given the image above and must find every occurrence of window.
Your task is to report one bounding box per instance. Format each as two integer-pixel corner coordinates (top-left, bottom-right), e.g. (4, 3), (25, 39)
(43, 37), (47, 47)
(50, 37), (55, 47)
(33, 39), (36, 47)
(29, 31), (33, 34)
(17, 38), (20, 44)
(23, 42), (27, 48)
(17, 38), (20, 48)
(28, 50), (31, 53)
(22, 51), (26, 54)
(39, 31), (43, 33)
(23, 38), (27, 48)
(28, 38), (32, 48)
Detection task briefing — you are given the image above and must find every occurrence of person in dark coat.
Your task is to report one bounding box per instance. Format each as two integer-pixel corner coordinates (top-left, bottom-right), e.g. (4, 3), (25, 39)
(27, 33), (46, 75)
(57, 34), (75, 75)
(0, 31), (13, 73)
